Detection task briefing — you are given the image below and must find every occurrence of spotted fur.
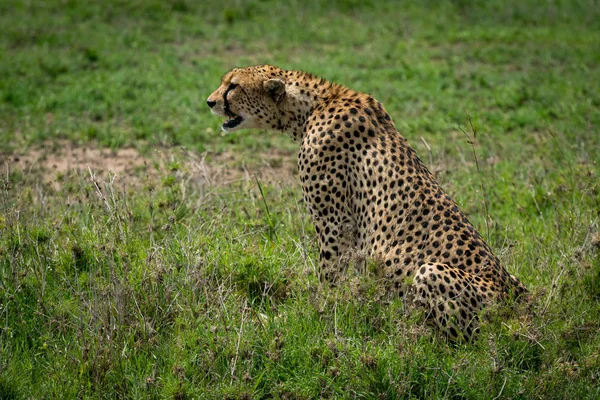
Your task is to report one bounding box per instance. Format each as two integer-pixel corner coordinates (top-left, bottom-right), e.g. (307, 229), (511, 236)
(207, 65), (527, 340)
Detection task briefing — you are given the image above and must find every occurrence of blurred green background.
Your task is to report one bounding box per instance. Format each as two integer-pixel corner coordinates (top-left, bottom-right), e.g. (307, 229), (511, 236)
(1, 0), (598, 154)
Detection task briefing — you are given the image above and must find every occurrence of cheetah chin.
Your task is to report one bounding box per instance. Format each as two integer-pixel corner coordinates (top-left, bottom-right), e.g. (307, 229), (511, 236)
(221, 115), (244, 132)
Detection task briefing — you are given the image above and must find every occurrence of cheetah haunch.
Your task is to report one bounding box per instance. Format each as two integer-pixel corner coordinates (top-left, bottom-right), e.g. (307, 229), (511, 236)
(207, 65), (526, 340)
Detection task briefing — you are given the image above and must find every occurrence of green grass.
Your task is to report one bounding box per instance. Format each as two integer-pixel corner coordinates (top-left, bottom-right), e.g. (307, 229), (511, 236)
(1, 0), (600, 398)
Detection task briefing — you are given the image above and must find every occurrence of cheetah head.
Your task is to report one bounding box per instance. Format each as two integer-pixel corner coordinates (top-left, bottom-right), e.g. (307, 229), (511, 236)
(206, 65), (286, 133)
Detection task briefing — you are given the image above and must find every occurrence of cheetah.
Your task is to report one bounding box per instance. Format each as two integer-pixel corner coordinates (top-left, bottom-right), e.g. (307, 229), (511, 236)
(207, 65), (527, 340)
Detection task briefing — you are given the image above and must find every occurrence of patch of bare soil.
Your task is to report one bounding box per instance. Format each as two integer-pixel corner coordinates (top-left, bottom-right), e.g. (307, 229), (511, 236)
(200, 148), (298, 187)
(0, 141), (299, 189)
(2, 142), (154, 188)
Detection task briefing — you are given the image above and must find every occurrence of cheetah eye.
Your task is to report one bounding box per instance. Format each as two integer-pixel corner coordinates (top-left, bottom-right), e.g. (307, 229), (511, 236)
(227, 83), (238, 91)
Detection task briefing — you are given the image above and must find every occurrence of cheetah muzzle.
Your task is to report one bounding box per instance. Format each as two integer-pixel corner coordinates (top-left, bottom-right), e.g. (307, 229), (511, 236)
(207, 65), (527, 341)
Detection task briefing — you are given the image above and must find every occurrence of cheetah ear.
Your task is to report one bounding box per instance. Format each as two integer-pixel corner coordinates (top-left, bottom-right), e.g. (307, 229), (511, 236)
(263, 79), (286, 103)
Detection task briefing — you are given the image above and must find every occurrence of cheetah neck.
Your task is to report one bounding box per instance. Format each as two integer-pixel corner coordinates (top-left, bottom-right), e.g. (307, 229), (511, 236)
(276, 71), (346, 142)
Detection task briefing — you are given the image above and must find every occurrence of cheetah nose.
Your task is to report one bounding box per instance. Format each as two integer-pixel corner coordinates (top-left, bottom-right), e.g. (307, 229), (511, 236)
(206, 100), (216, 108)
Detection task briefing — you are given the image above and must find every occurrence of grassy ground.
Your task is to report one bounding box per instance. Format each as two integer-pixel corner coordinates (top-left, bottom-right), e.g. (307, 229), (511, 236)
(1, 0), (600, 398)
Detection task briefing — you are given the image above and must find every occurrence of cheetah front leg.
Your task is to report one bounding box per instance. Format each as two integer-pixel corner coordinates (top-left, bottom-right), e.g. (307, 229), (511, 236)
(299, 166), (356, 285)
(312, 213), (357, 284)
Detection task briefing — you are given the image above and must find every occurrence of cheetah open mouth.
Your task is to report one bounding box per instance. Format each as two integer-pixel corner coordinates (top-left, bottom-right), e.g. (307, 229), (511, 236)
(222, 115), (243, 130)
